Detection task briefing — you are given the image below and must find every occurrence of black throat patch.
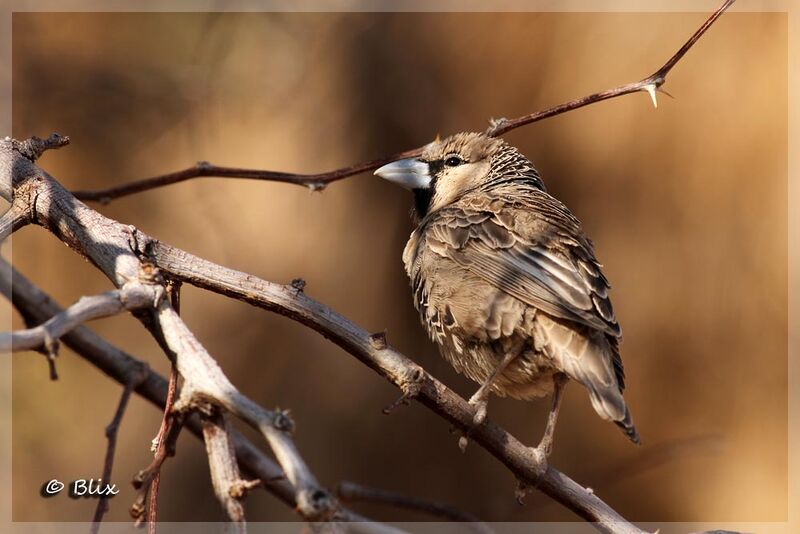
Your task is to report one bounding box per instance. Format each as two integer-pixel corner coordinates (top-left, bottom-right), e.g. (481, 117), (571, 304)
(412, 187), (434, 218)
(411, 160), (442, 218)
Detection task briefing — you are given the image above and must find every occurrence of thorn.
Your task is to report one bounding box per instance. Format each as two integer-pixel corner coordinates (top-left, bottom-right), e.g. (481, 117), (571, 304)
(515, 481), (533, 505)
(229, 478), (262, 499)
(382, 392), (410, 415)
(657, 86), (675, 99)
(458, 436), (469, 452)
(644, 83), (658, 108)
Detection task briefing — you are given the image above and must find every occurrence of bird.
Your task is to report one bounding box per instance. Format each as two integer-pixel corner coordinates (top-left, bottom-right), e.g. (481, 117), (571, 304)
(374, 132), (639, 458)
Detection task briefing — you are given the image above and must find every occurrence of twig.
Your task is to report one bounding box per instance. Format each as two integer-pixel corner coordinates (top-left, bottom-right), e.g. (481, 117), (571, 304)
(143, 284), (182, 534)
(487, 0), (736, 136)
(71, 0), (735, 204)
(91, 364), (149, 533)
(0, 284), (160, 353)
(131, 408), (185, 528)
(338, 481), (492, 533)
(202, 408), (250, 531)
(72, 148), (423, 203)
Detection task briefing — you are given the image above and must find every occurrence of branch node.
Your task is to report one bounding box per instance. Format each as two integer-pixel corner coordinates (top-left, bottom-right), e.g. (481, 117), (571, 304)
(290, 277), (306, 295)
(42, 331), (60, 381)
(307, 181), (326, 193)
(12, 133), (70, 162)
(383, 365), (423, 414)
(368, 330), (387, 350)
(228, 478), (261, 499)
(272, 409), (295, 433)
(485, 117), (509, 136)
(296, 487), (338, 521)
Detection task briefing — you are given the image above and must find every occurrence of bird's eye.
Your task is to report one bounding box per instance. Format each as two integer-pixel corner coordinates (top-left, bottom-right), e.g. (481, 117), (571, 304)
(444, 155), (464, 167)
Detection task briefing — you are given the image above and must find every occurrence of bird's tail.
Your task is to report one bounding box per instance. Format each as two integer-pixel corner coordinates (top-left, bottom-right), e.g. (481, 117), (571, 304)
(579, 349), (641, 445)
(535, 315), (640, 445)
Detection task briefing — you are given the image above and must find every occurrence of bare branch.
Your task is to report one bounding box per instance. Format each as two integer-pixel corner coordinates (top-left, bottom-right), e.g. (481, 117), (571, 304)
(91, 364), (149, 532)
(153, 299), (337, 519)
(72, 148), (423, 203)
(338, 481), (491, 532)
(1, 139), (341, 525)
(0, 258), (397, 531)
(202, 408), (249, 530)
(131, 409), (185, 528)
(71, 0), (734, 204)
(0, 283), (160, 353)
(141, 360), (179, 533)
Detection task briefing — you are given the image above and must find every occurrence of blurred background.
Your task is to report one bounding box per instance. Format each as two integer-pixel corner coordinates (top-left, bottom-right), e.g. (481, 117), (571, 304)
(6, 10), (788, 525)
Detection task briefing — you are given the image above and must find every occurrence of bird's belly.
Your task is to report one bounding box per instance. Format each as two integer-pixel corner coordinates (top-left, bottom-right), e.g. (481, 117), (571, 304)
(438, 334), (557, 401)
(413, 263), (557, 399)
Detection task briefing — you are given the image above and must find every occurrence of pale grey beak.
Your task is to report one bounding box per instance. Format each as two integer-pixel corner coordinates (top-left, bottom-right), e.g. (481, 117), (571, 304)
(374, 158), (431, 190)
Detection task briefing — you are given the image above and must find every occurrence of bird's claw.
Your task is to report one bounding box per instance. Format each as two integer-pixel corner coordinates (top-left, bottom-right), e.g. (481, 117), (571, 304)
(529, 444), (549, 477)
(467, 394), (489, 427)
(457, 396), (489, 452)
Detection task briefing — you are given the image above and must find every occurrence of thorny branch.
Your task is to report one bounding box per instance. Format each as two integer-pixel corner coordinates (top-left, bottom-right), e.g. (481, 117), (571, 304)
(72, 0), (735, 204)
(1, 3), (737, 532)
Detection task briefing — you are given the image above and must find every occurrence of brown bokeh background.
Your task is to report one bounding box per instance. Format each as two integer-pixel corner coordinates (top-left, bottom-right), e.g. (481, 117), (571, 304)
(7, 11), (788, 524)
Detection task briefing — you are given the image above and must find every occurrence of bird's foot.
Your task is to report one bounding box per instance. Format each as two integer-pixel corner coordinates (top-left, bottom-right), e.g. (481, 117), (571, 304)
(528, 445), (549, 477)
(456, 396), (488, 453)
(536, 433), (554, 459)
(467, 394), (489, 427)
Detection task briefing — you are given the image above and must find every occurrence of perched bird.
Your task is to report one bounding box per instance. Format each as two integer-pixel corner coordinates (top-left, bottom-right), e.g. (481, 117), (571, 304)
(375, 132), (639, 457)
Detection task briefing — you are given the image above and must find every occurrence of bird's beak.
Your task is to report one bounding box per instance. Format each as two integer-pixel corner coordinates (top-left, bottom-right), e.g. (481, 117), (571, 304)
(374, 158), (431, 190)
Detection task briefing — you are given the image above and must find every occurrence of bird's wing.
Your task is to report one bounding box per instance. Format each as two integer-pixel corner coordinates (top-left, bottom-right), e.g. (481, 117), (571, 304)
(422, 189), (621, 338)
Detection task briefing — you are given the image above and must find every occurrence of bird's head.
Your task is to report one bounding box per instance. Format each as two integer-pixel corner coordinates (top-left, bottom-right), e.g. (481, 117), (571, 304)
(375, 132), (543, 219)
